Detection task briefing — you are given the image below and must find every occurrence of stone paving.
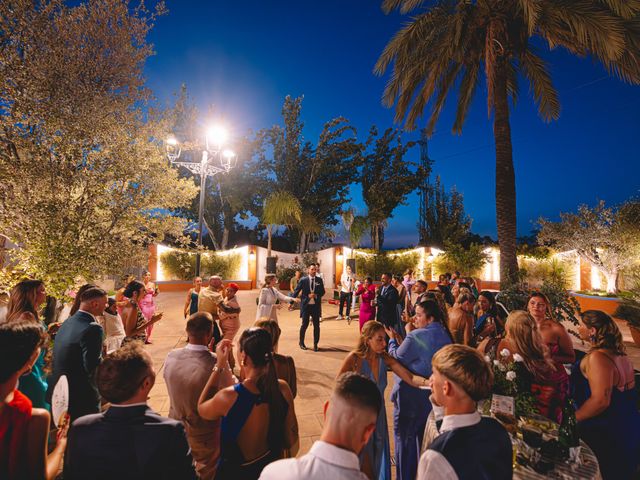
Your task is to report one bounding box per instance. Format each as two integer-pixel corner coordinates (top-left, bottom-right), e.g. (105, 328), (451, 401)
(145, 289), (640, 468)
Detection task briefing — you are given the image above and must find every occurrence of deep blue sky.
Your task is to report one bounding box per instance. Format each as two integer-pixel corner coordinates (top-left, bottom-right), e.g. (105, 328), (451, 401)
(145, 1), (640, 248)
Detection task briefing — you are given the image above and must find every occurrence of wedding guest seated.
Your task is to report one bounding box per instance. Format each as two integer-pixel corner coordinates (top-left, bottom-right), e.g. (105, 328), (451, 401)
(64, 342), (196, 479)
(448, 292), (475, 345)
(477, 311), (567, 422)
(0, 318), (68, 480)
(472, 291), (503, 345)
(198, 328), (299, 479)
(260, 372), (380, 479)
(527, 292), (575, 364)
(164, 313), (234, 480)
(572, 310), (640, 480)
(254, 318), (297, 398)
(417, 344), (512, 480)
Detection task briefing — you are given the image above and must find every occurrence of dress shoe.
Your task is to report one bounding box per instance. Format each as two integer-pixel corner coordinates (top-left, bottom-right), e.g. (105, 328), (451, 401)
(313, 345), (319, 352)
(299, 343), (308, 351)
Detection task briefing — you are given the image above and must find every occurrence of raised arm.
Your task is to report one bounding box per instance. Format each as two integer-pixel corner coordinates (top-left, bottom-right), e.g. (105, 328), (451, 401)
(198, 340), (236, 420)
(383, 353), (429, 388)
(275, 289), (297, 304)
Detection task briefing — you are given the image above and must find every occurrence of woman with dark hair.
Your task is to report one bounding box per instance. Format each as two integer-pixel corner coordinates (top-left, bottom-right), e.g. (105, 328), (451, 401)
(6, 279), (50, 409)
(385, 300), (452, 480)
(0, 318), (68, 479)
(198, 329), (299, 478)
(355, 277), (377, 331)
(527, 292), (575, 364)
(473, 291), (502, 345)
(437, 274), (454, 306)
(120, 281), (163, 345)
(254, 319), (297, 398)
(572, 310), (640, 479)
(338, 321), (431, 480)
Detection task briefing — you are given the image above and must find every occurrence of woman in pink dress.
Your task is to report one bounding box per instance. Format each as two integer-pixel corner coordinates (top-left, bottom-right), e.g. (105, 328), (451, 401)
(355, 276), (376, 331)
(139, 271), (159, 343)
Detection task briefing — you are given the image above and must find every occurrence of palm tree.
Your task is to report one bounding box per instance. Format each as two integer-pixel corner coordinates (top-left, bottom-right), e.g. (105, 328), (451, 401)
(297, 211), (336, 253)
(262, 191), (302, 257)
(341, 207), (355, 249)
(375, 0), (640, 285)
(350, 215), (370, 253)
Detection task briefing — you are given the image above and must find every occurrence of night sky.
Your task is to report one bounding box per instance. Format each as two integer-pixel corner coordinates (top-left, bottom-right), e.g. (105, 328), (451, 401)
(145, 1), (640, 248)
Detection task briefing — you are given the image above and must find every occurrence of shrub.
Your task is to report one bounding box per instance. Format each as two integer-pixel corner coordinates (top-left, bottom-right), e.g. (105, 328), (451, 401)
(160, 249), (242, 280)
(354, 249), (420, 279)
(432, 243), (490, 277)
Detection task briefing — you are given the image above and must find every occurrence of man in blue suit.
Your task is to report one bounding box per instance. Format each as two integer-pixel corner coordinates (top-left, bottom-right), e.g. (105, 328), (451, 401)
(64, 342), (196, 479)
(293, 263), (325, 351)
(48, 287), (107, 420)
(376, 273), (399, 328)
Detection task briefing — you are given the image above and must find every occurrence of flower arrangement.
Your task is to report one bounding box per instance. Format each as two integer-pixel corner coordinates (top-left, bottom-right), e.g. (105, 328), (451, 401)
(489, 349), (538, 418)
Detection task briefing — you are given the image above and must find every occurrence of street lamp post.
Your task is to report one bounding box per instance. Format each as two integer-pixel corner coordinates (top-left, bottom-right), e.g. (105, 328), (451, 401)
(166, 128), (236, 277)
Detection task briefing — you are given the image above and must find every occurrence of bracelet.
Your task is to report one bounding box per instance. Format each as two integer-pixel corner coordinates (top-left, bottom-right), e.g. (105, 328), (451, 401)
(212, 365), (230, 374)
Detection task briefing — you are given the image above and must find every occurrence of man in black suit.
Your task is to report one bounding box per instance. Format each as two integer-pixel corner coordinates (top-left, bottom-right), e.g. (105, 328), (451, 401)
(376, 272), (399, 327)
(293, 263), (325, 352)
(64, 342), (196, 480)
(48, 287), (107, 420)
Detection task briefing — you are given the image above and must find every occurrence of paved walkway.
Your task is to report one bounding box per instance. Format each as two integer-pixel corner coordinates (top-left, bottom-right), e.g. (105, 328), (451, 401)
(145, 289), (640, 467)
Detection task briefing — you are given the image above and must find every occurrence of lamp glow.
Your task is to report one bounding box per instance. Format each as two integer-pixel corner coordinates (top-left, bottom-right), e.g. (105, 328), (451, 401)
(206, 125), (228, 147)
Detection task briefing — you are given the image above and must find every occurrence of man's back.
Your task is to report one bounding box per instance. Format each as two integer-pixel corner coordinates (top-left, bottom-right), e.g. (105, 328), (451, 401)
(260, 441), (367, 480)
(49, 311), (103, 418)
(64, 405), (196, 480)
(164, 346), (217, 433)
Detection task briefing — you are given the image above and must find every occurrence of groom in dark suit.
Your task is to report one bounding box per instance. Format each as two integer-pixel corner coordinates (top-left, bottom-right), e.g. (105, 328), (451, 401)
(376, 273), (399, 328)
(48, 287), (107, 420)
(293, 263), (325, 351)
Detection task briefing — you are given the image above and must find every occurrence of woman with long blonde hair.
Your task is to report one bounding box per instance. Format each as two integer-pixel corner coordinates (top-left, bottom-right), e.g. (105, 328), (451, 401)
(573, 310), (640, 479)
(338, 321), (430, 480)
(6, 280), (50, 409)
(477, 310), (567, 422)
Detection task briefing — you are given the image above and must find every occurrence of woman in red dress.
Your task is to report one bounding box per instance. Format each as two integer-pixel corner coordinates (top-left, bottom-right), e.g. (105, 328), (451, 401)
(0, 318), (67, 479)
(355, 277), (377, 331)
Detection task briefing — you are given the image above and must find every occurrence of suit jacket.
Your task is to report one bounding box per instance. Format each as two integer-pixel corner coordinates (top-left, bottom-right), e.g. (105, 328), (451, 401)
(64, 405), (196, 480)
(376, 284), (399, 327)
(293, 275), (325, 315)
(48, 311), (103, 419)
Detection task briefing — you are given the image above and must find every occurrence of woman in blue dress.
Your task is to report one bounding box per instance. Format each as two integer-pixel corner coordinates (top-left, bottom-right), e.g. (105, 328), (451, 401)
(6, 279), (50, 410)
(572, 310), (640, 479)
(183, 276), (202, 318)
(338, 320), (430, 480)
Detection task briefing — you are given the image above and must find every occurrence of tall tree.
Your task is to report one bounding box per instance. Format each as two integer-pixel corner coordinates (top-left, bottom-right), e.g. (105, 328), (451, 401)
(419, 175), (471, 247)
(375, 0), (640, 285)
(538, 200), (640, 293)
(0, 0), (197, 297)
(258, 96), (362, 251)
(361, 127), (424, 250)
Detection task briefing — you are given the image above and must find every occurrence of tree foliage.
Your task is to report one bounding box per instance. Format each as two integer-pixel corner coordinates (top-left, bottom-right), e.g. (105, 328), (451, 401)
(258, 96), (362, 252)
(262, 191), (302, 257)
(538, 200), (640, 293)
(376, 0), (640, 285)
(419, 175), (471, 247)
(361, 127), (425, 250)
(433, 242), (490, 277)
(0, 0), (197, 297)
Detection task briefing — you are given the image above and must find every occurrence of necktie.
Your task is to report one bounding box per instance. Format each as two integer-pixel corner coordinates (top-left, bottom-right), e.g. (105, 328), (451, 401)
(311, 277), (315, 292)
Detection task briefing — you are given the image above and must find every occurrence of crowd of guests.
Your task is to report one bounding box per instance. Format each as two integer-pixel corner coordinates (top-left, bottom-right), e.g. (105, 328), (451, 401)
(1, 266), (639, 480)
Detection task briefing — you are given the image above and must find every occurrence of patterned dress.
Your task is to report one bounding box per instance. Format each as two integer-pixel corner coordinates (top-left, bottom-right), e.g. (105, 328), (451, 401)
(122, 303), (147, 345)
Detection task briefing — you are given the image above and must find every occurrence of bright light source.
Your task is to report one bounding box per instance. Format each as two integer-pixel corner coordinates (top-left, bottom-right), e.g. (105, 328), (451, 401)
(206, 125), (228, 147)
(166, 136), (178, 146)
(222, 149), (235, 159)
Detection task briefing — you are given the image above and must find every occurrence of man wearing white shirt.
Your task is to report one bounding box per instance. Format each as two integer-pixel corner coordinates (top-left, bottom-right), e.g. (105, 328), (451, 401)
(260, 372), (380, 480)
(417, 344), (512, 480)
(338, 265), (354, 322)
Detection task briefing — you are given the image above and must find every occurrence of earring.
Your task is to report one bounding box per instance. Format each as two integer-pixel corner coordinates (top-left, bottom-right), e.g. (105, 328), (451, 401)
(589, 334), (596, 343)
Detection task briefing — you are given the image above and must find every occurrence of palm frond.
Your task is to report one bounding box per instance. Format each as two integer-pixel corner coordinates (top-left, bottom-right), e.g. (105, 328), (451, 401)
(517, 0), (543, 35)
(452, 62), (480, 134)
(262, 191), (302, 226)
(520, 48), (560, 121)
(382, 0), (428, 14)
(597, 0), (640, 19)
(423, 62), (463, 134)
